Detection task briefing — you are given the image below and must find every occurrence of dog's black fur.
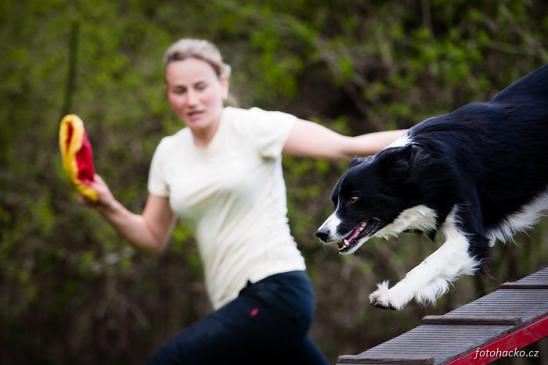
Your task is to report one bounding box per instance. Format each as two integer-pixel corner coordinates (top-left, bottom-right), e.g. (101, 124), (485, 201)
(317, 64), (548, 309)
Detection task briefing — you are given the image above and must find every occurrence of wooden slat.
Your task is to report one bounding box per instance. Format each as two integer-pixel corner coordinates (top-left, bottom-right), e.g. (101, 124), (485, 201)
(338, 354), (433, 365)
(422, 315), (522, 325)
(500, 281), (548, 289)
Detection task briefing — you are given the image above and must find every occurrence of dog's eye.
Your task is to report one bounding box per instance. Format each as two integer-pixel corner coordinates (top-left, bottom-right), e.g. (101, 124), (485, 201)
(350, 196), (360, 204)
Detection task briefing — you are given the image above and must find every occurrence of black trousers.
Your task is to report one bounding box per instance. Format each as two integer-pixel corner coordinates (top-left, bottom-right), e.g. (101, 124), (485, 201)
(146, 270), (329, 365)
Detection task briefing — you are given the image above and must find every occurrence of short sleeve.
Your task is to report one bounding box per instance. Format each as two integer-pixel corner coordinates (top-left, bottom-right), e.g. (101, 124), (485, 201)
(236, 107), (297, 158)
(147, 139), (170, 197)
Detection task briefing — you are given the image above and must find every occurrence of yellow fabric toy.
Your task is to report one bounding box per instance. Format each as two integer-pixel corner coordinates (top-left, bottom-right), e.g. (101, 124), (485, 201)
(59, 114), (98, 201)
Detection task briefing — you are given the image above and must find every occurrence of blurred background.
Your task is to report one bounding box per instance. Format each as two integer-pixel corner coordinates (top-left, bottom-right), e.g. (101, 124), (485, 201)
(1, 1), (547, 364)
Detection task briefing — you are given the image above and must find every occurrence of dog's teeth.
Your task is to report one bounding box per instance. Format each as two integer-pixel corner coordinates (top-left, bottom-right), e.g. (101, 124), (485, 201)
(343, 239), (349, 246)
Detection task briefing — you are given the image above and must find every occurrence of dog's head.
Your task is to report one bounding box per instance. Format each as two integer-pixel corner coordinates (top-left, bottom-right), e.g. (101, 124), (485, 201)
(316, 144), (426, 254)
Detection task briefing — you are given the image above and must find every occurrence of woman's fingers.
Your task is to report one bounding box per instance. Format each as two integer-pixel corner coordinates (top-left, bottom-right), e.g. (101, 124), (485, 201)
(94, 174), (105, 184)
(77, 192), (97, 207)
(74, 174), (113, 209)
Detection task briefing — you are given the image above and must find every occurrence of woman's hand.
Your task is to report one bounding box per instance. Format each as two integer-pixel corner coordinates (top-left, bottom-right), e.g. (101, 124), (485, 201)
(78, 174), (116, 211)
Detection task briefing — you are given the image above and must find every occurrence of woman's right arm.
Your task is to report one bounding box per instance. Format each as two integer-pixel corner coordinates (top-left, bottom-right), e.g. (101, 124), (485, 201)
(86, 175), (177, 256)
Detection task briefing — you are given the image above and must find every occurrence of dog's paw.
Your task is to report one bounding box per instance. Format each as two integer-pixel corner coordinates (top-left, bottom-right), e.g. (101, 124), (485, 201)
(368, 281), (407, 310)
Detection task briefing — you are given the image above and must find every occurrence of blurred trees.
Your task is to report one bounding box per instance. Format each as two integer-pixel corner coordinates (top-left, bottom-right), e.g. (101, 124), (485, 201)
(1, 1), (547, 364)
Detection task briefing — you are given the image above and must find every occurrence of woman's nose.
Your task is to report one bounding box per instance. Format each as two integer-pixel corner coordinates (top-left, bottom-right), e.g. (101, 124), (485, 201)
(186, 90), (198, 105)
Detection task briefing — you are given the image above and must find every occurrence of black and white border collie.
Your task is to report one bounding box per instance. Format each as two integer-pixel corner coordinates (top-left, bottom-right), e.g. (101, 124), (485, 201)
(316, 64), (548, 310)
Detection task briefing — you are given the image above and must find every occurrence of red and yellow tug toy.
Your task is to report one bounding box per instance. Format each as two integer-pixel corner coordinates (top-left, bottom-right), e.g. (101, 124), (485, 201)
(59, 114), (98, 202)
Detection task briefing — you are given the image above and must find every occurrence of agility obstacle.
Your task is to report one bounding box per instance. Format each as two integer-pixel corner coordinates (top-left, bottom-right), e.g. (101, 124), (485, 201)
(337, 267), (548, 365)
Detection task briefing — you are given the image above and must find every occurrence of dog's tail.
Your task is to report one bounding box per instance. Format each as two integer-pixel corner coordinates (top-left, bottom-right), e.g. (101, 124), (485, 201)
(490, 64), (548, 104)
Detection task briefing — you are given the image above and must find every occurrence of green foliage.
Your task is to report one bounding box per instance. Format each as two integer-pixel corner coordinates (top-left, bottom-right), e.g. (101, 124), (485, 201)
(1, 1), (547, 364)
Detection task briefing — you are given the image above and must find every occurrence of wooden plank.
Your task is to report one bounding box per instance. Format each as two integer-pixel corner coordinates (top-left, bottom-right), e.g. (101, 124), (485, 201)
(340, 324), (513, 365)
(336, 267), (548, 365)
(422, 315), (522, 325)
(337, 354), (433, 365)
(500, 281), (548, 289)
(442, 314), (548, 365)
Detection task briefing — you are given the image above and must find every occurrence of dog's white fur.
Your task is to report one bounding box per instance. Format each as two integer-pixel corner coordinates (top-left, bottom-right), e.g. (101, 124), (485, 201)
(318, 212), (342, 242)
(489, 189), (548, 245)
(385, 133), (411, 149)
(375, 205), (437, 240)
(369, 207), (479, 309)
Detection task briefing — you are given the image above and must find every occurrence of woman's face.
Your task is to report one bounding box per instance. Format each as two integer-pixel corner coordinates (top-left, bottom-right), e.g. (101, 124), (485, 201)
(165, 58), (228, 133)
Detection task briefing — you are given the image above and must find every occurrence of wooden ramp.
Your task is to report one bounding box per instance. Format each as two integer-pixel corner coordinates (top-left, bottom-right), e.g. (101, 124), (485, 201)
(337, 267), (548, 365)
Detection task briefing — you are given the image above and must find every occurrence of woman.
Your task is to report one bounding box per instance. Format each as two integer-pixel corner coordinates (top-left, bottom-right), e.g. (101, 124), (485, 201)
(85, 39), (404, 365)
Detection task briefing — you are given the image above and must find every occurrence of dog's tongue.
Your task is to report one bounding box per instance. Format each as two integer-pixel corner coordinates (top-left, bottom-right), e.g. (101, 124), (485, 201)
(347, 225), (362, 243)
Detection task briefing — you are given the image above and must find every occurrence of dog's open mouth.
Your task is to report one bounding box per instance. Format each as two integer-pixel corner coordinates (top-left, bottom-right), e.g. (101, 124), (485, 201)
(338, 219), (383, 254)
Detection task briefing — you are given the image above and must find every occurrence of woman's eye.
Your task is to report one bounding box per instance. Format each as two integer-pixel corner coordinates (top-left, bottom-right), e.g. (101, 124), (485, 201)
(350, 196), (360, 204)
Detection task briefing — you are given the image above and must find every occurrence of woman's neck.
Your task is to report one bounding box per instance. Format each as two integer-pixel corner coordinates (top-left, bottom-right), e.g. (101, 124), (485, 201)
(190, 119), (221, 149)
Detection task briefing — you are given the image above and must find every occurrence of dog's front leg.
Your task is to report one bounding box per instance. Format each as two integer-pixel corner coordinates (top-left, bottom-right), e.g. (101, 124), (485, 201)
(369, 216), (480, 310)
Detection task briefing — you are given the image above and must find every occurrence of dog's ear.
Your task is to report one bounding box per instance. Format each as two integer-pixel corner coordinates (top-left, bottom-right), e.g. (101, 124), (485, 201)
(379, 144), (423, 180)
(382, 144), (413, 170)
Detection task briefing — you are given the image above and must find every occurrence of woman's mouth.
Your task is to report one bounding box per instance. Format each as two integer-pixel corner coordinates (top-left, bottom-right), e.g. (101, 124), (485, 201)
(186, 110), (205, 121)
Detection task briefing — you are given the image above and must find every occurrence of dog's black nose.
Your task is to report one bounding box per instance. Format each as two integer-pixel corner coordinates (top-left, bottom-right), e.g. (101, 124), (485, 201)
(316, 228), (329, 242)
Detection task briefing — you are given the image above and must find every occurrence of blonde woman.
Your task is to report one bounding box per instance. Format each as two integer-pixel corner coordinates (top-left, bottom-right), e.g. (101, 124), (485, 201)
(85, 38), (404, 365)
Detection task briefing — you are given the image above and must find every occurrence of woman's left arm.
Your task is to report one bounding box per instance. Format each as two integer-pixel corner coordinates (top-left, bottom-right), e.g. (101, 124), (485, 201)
(282, 119), (407, 161)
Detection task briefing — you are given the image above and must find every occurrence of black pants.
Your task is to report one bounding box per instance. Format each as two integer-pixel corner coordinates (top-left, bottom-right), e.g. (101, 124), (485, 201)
(146, 271), (329, 365)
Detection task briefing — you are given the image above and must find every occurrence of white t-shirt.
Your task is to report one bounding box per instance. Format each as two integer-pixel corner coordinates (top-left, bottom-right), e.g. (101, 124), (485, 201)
(148, 107), (306, 309)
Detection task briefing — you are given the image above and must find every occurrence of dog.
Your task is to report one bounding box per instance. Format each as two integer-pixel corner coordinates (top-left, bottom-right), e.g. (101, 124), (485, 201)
(316, 64), (548, 310)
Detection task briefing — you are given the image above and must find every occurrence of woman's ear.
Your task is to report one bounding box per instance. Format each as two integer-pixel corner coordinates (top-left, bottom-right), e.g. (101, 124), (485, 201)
(221, 76), (230, 100)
